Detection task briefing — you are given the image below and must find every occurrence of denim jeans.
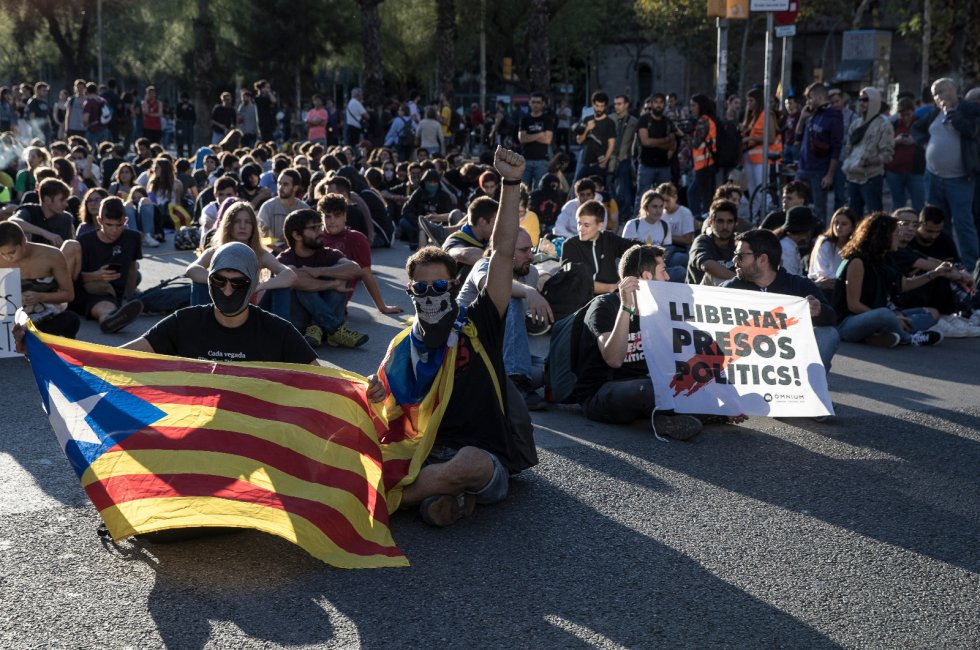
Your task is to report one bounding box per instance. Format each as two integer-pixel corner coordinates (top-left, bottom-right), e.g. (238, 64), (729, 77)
(522, 159), (550, 192)
(838, 307), (910, 344)
(885, 171), (925, 213)
(612, 159), (634, 221)
(504, 297), (532, 378)
(290, 289), (346, 333)
(925, 172), (978, 273)
(813, 326), (840, 374)
(797, 170), (832, 226)
(847, 175), (884, 217)
(138, 202), (157, 235)
(635, 164), (673, 213)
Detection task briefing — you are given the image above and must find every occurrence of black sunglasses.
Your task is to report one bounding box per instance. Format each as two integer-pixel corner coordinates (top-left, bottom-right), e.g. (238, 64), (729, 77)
(209, 274), (251, 290)
(407, 279), (457, 297)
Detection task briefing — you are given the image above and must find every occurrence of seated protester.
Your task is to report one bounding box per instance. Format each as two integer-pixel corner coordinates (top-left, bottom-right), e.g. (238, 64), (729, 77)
(760, 179), (811, 231)
(0, 221), (80, 338)
(61, 197), (144, 334)
(808, 207), (858, 295)
(890, 207), (977, 336)
(259, 154), (290, 195)
(721, 229), (840, 374)
(137, 156), (185, 248)
(365, 147), (535, 527)
(591, 175), (619, 232)
(199, 175), (239, 233)
(256, 168), (310, 250)
(322, 174), (375, 245)
(15, 165), (59, 207)
(560, 199), (637, 295)
(623, 190), (684, 282)
(456, 227), (552, 410)
(575, 244), (704, 439)
(185, 201), (296, 320)
(836, 211), (957, 347)
(237, 162), (272, 210)
(529, 172), (565, 234)
(442, 196), (498, 282)
(467, 170), (500, 204)
(124, 242), (318, 364)
(773, 205), (816, 276)
(686, 199), (738, 285)
(277, 208), (367, 349)
(657, 181), (696, 271)
(10, 178), (75, 247)
(318, 193), (402, 315)
(400, 169), (462, 250)
(518, 186), (541, 247)
(909, 204), (966, 263)
(553, 178), (599, 239)
(712, 182), (753, 232)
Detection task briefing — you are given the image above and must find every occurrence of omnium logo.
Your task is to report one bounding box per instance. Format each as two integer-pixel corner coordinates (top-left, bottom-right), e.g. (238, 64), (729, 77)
(764, 392), (805, 402)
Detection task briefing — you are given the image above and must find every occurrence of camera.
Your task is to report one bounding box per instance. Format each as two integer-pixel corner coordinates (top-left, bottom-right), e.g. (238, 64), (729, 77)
(676, 118), (696, 135)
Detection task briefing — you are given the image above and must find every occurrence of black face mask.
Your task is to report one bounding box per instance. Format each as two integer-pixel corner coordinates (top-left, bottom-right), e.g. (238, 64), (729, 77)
(210, 283), (251, 317)
(411, 294), (458, 348)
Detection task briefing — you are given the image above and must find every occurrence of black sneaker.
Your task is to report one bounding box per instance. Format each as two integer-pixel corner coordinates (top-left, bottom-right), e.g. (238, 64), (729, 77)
(100, 300), (143, 334)
(909, 330), (943, 346)
(652, 413), (703, 441)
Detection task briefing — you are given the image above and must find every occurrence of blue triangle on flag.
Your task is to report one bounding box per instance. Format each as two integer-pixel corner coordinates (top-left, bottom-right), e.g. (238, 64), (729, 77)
(25, 331), (166, 478)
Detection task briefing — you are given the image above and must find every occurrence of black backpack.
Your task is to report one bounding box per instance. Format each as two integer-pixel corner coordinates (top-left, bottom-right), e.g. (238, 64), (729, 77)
(540, 261), (594, 322)
(545, 298), (595, 404)
(712, 119), (742, 169)
(396, 117), (414, 149)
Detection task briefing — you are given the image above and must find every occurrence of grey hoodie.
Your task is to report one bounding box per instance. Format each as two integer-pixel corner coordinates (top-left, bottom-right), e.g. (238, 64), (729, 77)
(842, 86), (895, 182)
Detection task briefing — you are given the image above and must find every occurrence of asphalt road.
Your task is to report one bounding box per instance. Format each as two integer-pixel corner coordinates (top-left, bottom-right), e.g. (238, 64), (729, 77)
(1, 241), (977, 649)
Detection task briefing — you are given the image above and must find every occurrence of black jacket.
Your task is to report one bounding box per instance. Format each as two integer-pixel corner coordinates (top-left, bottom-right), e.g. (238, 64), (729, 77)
(720, 268), (837, 327)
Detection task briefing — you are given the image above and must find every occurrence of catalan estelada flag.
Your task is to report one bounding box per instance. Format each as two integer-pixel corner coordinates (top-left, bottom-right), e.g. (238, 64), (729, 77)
(20, 318), (428, 569)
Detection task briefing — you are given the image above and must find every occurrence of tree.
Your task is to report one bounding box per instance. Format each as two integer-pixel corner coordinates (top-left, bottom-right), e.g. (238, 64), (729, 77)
(526, 0), (550, 92)
(32, 0), (97, 85)
(358, 0), (385, 109)
(436, 0), (456, 101)
(192, 0), (216, 145)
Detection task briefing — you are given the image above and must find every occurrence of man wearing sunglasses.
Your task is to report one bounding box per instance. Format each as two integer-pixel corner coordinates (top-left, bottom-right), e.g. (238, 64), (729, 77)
(121, 242), (318, 364)
(366, 146), (535, 527)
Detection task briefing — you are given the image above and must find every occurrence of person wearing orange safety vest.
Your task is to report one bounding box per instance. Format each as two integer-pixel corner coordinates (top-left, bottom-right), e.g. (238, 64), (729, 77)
(741, 88), (782, 215)
(689, 94), (718, 218)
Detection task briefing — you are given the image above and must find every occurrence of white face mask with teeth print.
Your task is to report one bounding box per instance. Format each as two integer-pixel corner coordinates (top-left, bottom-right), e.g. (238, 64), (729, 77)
(412, 294), (459, 348)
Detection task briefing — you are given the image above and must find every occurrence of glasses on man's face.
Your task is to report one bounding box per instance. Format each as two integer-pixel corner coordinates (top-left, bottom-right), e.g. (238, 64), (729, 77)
(209, 274), (251, 290)
(406, 279), (457, 297)
(732, 251), (755, 262)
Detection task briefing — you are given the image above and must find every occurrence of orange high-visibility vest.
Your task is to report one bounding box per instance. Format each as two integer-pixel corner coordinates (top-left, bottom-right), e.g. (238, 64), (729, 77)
(692, 116), (717, 171)
(746, 113), (783, 165)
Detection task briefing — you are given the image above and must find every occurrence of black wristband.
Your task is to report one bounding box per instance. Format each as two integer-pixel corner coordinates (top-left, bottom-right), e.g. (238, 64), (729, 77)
(501, 178), (521, 186)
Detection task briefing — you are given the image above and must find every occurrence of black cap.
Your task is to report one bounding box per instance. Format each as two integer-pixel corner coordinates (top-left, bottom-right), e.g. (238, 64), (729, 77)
(783, 206), (815, 233)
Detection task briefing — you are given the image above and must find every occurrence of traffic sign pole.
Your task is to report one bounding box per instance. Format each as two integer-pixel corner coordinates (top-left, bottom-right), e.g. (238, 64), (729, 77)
(761, 11), (774, 205)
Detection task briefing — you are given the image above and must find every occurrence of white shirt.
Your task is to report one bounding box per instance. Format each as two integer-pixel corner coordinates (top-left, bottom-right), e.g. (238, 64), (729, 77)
(553, 193), (605, 239)
(346, 97), (367, 128)
(622, 217), (672, 246)
(660, 205), (695, 240)
(807, 235), (842, 283)
(780, 236), (803, 276)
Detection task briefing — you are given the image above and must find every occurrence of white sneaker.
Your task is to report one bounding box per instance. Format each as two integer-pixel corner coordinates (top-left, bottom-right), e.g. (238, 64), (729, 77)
(933, 315), (980, 338)
(970, 311), (980, 328)
(142, 232), (160, 248)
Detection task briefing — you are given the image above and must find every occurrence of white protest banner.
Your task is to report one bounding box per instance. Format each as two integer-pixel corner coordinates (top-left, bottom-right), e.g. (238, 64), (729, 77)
(1, 268), (22, 358)
(637, 281), (833, 417)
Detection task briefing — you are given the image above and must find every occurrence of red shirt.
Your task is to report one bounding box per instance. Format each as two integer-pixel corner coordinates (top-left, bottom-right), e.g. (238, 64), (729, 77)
(143, 99), (161, 130)
(321, 228), (371, 304)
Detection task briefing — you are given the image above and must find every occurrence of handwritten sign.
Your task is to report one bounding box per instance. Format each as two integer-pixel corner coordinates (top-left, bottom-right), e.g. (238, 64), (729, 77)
(1, 268), (22, 357)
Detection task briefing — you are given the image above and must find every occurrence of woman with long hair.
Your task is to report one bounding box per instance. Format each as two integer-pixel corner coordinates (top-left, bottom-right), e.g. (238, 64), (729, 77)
(137, 156), (184, 248)
(836, 211), (956, 347)
(808, 207), (857, 291)
(75, 187), (109, 237)
(185, 200), (295, 318)
(108, 162), (137, 200)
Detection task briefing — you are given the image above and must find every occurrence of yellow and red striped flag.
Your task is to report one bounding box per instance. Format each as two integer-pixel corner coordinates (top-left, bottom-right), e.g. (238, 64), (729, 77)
(21, 319), (438, 569)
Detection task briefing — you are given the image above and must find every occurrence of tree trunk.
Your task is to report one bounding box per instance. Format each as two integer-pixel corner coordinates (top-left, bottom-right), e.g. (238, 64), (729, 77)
(192, 0), (216, 147)
(437, 0), (456, 102)
(527, 0), (550, 93)
(35, 0), (94, 86)
(358, 0), (385, 110)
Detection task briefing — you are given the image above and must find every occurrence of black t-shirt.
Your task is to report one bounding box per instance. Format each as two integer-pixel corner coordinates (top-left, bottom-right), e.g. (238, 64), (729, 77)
(25, 97), (51, 132)
(908, 232), (960, 263)
(637, 113), (671, 168)
(14, 204), (74, 245)
(559, 231), (637, 285)
(143, 304), (316, 364)
(277, 245), (344, 269)
(687, 233), (735, 284)
(77, 229), (142, 295)
(211, 104), (237, 133)
(519, 112), (556, 161)
(581, 116), (617, 165)
(176, 101), (196, 122)
(255, 94), (276, 136)
(433, 291), (517, 464)
(575, 292), (648, 401)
